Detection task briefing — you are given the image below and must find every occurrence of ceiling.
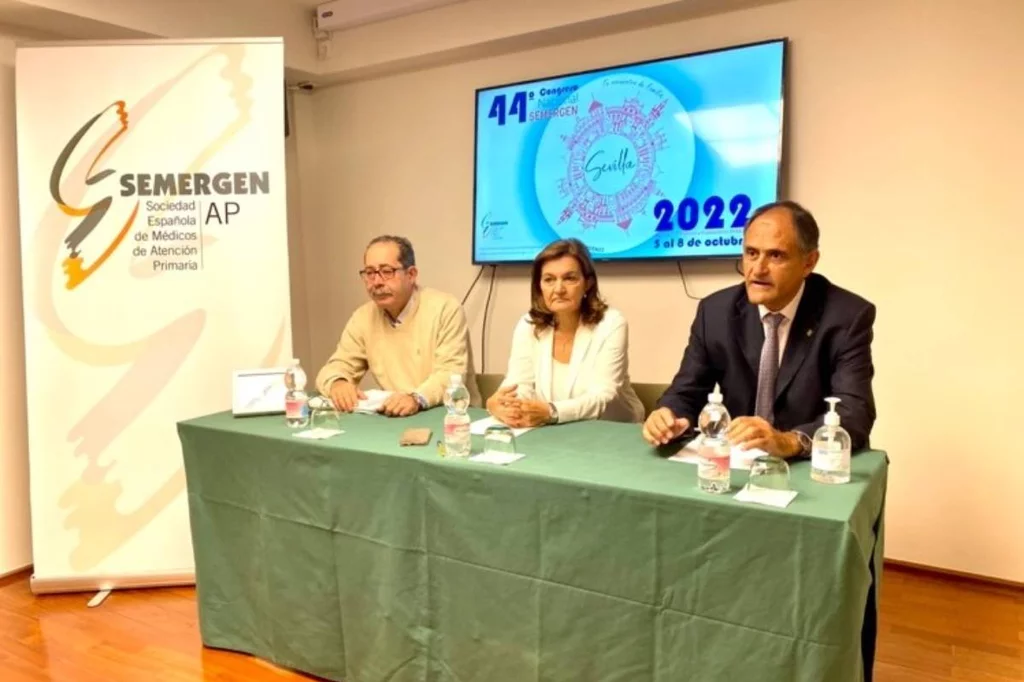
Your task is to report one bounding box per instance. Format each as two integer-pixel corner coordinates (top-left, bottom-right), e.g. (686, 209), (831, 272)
(0, 0), (787, 86)
(279, 0), (468, 14)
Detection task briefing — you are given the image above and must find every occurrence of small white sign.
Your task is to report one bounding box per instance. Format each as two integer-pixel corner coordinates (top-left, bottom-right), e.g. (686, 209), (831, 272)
(232, 368), (288, 416)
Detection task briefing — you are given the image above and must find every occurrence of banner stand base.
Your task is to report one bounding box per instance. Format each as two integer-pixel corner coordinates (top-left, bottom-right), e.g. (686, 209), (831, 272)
(87, 589), (112, 608)
(31, 569), (195, 595)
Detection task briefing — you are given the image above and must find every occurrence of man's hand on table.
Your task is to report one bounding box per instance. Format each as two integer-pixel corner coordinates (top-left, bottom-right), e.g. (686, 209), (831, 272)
(379, 392), (420, 417)
(726, 416), (804, 458)
(642, 407), (690, 446)
(329, 379), (365, 413)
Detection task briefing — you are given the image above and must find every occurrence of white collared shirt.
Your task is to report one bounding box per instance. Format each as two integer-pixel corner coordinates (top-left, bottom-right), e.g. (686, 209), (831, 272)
(758, 281), (805, 366)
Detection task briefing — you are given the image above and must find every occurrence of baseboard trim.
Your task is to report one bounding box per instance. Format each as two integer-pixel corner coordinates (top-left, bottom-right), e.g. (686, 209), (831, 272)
(884, 559), (1023, 591)
(30, 570), (195, 595)
(0, 564), (32, 587)
(11, 560), (1019, 595)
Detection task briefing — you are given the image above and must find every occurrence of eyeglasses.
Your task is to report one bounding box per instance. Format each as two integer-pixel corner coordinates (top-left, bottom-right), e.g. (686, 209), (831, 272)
(359, 266), (405, 281)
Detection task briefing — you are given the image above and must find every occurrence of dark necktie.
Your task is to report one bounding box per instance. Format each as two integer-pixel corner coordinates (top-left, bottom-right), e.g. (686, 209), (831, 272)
(755, 313), (784, 424)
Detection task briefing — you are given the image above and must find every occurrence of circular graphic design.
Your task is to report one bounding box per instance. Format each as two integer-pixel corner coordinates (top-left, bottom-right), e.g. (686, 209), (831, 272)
(534, 73), (695, 255)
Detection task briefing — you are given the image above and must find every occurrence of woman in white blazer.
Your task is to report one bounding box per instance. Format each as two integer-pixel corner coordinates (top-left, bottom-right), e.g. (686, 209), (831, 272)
(487, 238), (645, 427)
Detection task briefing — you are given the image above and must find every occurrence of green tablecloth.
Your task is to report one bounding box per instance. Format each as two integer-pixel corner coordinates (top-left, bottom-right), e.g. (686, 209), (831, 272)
(178, 407), (887, 682)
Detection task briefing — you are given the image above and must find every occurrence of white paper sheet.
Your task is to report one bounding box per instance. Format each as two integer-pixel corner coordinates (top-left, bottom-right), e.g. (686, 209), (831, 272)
(293, 428), (344, 440)
(469, 452), (526, 466)
(355, 389), (393, 414)
(733, 484), (798, 508)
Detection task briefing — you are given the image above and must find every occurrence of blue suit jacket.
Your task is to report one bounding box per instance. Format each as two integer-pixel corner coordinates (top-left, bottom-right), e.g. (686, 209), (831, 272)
(657, 273), (877, 451)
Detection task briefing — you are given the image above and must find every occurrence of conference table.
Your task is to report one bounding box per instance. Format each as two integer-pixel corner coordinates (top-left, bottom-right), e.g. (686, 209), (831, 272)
(177, 406), (887, 682)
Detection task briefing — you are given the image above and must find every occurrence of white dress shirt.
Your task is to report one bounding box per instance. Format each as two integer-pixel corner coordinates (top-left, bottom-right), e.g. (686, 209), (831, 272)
(758, 281), (805, 365)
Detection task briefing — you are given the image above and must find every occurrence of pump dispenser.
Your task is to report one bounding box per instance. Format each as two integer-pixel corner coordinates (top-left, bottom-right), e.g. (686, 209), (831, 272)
(811, 397), (851, 484)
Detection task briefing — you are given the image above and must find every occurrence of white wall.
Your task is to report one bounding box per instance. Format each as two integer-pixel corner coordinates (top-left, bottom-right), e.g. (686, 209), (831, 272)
(292, 0), (1024, 582)
(6, 0), (319, 73)
(285, 90), (313, 367)
(0, 35), (32, 577)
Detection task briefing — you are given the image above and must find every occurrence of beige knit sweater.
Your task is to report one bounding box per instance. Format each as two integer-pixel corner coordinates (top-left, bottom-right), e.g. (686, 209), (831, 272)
(315, 287), (481, 408)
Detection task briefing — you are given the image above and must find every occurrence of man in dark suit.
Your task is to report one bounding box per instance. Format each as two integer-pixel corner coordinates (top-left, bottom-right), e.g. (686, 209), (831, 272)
(643, 200), (876, 457)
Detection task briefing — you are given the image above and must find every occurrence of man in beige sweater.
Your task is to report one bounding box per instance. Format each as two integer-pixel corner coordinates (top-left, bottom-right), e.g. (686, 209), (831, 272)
(316, 235), (481, 416)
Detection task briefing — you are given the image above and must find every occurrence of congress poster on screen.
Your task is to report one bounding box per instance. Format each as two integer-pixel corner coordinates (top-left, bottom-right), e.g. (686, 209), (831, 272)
(14, 38), (292, 591)
(473, 40), (785, 263)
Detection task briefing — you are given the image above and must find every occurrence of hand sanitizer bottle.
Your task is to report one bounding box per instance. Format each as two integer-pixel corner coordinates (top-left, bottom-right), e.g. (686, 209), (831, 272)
(811, 397), (851, 484)
(697, 384), (731, 494)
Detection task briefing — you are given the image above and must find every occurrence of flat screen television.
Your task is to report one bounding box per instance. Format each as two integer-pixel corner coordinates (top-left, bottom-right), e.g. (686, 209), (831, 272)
(472, 38), (787, 264)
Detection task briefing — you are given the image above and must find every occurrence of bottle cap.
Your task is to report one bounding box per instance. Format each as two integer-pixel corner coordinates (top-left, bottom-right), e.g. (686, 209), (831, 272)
(824, 397), (841, 426)
(450, 373), (463, 385)
(707, 383), (723, 404)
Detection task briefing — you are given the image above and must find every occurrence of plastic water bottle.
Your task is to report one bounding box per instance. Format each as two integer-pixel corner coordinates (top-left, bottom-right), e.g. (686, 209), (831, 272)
(697, 385), (732, 494)
(443, 374), (471, 458)
(283, 359), (309, 428)
(811, 397), (852, 484)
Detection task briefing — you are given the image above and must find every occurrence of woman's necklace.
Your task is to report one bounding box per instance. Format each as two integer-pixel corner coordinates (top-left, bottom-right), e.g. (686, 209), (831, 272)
(555, 329), (574, 355)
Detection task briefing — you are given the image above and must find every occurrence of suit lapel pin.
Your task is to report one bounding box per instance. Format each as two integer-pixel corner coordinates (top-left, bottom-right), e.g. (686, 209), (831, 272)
(806, 329), (814, 337)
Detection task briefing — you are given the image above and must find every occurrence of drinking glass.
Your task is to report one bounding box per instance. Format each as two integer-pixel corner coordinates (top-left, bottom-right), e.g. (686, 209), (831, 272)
(308, 396), (342, 431)
(483, 424), (517, 459)
(748, 455), (791, 491)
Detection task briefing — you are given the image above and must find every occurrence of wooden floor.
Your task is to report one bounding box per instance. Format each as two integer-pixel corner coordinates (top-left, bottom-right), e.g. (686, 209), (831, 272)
(1, 565), (1021, 681)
